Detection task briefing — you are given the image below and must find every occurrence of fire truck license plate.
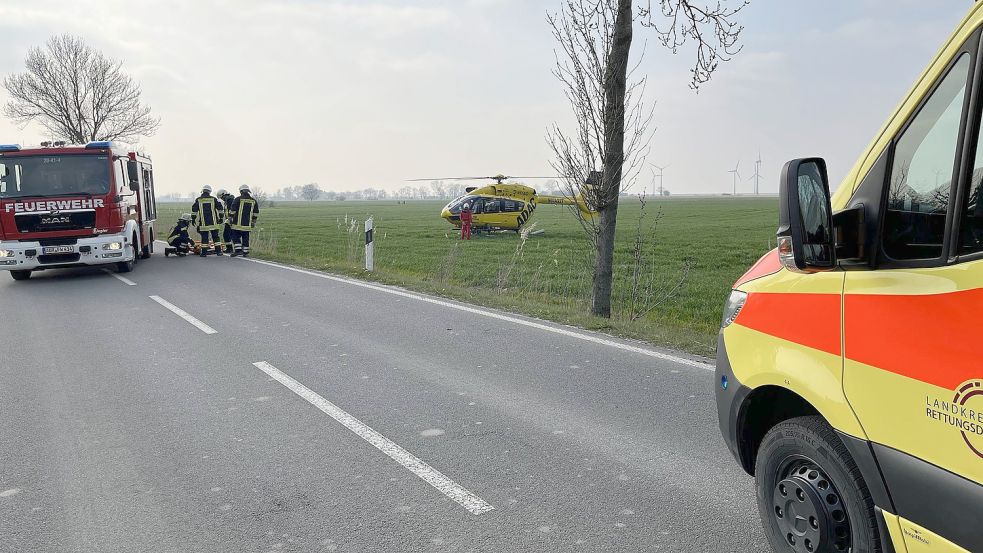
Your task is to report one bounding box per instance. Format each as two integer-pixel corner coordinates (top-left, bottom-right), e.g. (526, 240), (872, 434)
(42, 246), (73, 254)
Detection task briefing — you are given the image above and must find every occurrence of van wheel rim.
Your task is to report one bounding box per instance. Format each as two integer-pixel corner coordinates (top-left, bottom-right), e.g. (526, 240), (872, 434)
(772, 459), (851, 553)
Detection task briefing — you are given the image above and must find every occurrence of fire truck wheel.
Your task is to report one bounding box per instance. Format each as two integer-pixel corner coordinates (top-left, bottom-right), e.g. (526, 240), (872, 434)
(140, 231), (153, 259)
(117, 233), (139, 272)
(755, 416), (880, 553)
(9, 270), (31, 281)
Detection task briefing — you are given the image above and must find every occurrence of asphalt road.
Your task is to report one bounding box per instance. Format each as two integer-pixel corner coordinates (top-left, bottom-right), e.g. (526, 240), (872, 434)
(0, 248), (768, 552)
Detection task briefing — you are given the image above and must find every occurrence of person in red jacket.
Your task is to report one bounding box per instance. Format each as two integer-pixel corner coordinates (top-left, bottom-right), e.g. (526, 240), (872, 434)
(460, 202), (473, 240)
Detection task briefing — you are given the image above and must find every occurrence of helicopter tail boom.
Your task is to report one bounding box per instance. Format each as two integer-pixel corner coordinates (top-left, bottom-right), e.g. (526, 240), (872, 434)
(537, 194), (596, 218)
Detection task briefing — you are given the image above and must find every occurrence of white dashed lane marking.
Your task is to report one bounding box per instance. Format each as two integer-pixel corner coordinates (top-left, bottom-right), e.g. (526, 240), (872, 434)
(149, 295), (218, 335)
(252, 361), (494, 515)
(102, 269), (136, 286)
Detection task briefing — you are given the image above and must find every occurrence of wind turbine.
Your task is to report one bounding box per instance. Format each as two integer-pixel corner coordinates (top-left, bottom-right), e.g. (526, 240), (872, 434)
(728, 161), (741, 196)
(748, 152), (762, 195)
(652, 163), (669, 196)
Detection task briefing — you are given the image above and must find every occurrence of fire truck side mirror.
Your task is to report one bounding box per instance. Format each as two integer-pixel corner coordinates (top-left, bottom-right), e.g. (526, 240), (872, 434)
(777, 157), (836, 272)
(126, 160), (140, 191)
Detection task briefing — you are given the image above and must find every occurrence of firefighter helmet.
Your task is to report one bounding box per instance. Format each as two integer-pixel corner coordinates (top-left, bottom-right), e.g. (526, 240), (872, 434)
(202, 185), (213, 193)
(180, 213), (193, 222)
(216, 188), (227, 196)
(239, 184), (251, 193)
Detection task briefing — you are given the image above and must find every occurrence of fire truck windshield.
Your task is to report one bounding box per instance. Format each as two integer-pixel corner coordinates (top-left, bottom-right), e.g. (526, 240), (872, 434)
(0, 155), (112, 199)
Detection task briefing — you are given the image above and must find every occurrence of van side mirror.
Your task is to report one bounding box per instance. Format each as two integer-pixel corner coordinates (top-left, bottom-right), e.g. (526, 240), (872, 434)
(778, 158), (836, 272)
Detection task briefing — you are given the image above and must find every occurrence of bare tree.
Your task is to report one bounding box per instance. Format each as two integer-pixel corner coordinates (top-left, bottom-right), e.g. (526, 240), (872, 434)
(301, 183), (321, 202)
(3, 34), (160, 144)
(429, 180), (447, 199)
(253, 188), (274, 208)
(548, 0), (746, 318)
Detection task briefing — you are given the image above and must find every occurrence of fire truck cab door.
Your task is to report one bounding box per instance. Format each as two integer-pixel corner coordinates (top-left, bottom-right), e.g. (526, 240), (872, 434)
(842, 35), (982, 553)
(127, 159), (156, 248)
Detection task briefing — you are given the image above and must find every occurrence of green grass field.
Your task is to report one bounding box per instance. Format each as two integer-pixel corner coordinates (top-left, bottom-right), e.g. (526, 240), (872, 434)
(158, 197), (778, 356)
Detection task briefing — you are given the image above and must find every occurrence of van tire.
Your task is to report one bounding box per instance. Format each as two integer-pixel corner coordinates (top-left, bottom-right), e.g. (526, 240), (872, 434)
(10, 270), (31, 281)
(755, 416), (880, 553)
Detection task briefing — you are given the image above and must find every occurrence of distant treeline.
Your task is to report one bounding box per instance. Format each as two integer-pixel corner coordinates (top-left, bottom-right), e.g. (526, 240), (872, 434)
(158, 180), (570, 203)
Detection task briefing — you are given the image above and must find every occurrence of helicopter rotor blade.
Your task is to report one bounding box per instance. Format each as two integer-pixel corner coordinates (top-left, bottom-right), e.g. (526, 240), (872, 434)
(405, 177), (498, 182)
(406, 176), (559, 182)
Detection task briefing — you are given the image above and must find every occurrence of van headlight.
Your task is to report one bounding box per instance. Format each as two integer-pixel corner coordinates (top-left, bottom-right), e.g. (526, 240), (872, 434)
(0, 249), (13, 258)
(104, 242), (123, 250)
(721, 290), (747, 328)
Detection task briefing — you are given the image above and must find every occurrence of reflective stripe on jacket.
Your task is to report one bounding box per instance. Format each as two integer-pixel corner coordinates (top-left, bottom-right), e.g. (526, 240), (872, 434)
(167, 222), (192, 245)
(192, 195), (223, 231)
(230, 196), (259, 231)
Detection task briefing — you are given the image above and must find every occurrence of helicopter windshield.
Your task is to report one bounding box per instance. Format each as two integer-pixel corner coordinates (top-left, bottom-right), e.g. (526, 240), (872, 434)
(444, 195), (480, 215)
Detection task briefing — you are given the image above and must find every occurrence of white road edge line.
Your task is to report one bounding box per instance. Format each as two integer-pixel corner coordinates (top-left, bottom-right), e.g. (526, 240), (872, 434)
(102, 269), (136, 286)
(241, 257), (712, 370)
(252, 361), (494, 515)
(148, 295), (218, 335)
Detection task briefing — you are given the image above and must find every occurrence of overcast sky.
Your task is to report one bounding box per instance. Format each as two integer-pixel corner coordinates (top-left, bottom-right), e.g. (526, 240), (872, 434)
(0, 0), (971, 196)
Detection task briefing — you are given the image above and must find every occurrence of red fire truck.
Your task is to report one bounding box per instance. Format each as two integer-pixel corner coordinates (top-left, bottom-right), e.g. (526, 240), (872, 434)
(0, 141), (157, 280)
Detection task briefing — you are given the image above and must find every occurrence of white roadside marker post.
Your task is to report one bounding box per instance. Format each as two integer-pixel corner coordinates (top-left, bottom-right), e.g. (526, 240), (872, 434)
(365, 217), (374, 272)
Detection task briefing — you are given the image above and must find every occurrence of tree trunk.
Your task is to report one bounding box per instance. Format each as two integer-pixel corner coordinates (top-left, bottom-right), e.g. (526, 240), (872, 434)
(591, 201), (620, 317)
(590, 0), (633, 318)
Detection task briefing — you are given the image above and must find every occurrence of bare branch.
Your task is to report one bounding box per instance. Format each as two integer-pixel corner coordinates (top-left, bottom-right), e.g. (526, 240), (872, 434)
(638, 0), (749, 91)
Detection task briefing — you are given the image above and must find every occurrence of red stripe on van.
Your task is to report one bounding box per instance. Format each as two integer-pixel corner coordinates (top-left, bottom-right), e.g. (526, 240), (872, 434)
(734, 292), (842, 356)
(734, 249), (782, 288)
(845, 290), (983, 390)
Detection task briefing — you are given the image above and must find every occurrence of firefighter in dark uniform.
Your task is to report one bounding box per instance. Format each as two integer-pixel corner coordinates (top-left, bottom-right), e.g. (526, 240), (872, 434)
(217, 188), (236, 254)
(191, 185), (224, 256)
(164, 213), (195, 257)
(229, 184), (259, 257)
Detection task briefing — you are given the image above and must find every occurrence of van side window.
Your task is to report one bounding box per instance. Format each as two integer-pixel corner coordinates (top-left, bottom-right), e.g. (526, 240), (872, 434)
(884, 54), (971, 260)
(958, 104), (983, 255)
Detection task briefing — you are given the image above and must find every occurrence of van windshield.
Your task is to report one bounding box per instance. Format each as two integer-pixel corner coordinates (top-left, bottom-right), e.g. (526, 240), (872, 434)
(0, 155), (112, 199)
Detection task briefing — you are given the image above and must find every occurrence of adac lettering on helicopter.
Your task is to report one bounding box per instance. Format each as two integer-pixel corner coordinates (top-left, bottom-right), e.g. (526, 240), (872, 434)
(517, 198), (537, 226)
(3, 198), (105, 213)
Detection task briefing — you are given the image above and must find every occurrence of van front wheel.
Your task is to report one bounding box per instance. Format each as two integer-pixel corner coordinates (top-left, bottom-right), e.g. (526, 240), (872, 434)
(755, 416), (880, 553)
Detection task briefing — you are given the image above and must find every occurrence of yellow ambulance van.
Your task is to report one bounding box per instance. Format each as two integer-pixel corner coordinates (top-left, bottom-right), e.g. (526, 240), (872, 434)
(716, 4), (983, 553)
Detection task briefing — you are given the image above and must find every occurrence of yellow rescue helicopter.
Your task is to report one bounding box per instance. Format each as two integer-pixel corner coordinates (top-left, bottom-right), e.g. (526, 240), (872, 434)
(409, 175), (596, 232)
